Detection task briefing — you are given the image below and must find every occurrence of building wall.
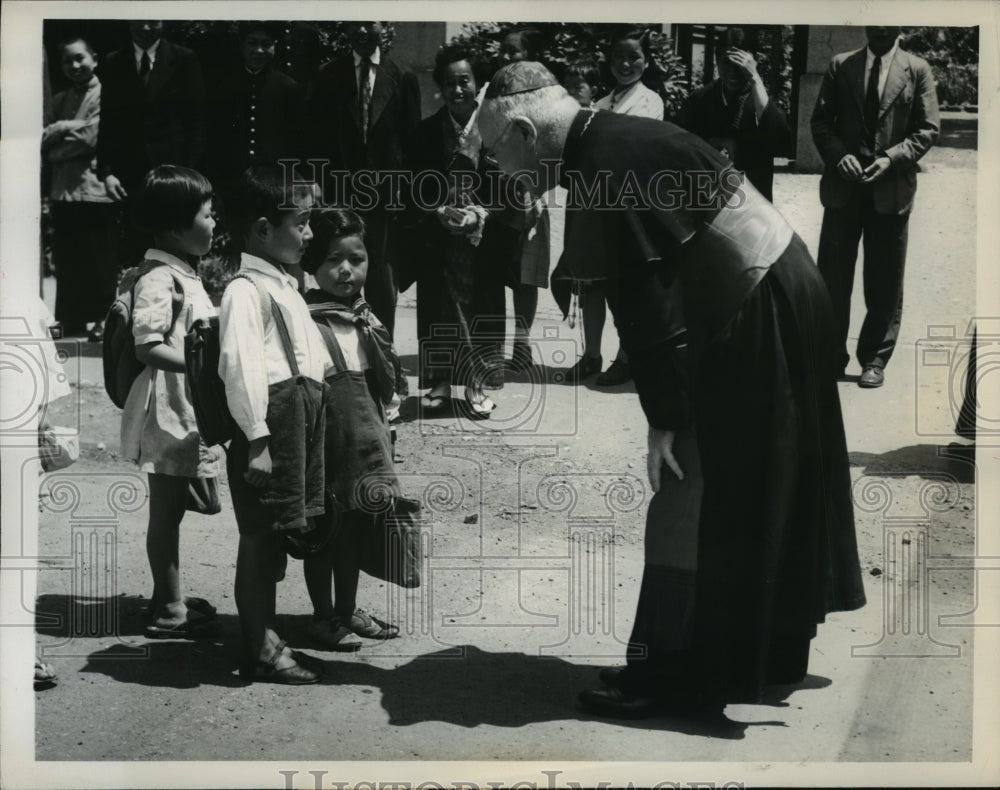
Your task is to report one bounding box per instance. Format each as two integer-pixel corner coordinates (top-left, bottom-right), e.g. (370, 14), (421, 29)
(390, 22), (447, 119)
(796, 26), (867, 172)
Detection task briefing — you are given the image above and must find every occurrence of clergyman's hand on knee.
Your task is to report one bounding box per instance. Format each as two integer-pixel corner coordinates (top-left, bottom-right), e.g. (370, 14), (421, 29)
(647, 426), (683, 492)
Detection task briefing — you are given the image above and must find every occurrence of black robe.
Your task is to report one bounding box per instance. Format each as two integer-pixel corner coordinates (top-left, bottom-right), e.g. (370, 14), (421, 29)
(559, 109), (865, 705)
(674, 80), (792, 202)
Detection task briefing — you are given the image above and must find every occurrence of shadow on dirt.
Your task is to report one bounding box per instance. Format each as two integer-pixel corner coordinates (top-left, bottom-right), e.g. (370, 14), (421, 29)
(849, 443), (975, 484)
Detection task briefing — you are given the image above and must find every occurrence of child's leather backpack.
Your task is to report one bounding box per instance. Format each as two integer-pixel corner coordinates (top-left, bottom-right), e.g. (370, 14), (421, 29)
(102, 262), (183, 409)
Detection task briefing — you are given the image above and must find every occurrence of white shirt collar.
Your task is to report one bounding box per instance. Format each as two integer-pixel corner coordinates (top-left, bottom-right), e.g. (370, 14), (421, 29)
(353, 47), (381, 67)
(240, 252), (299, 288)
(133, 38), (162, 66)
(144, 248), (198, 276)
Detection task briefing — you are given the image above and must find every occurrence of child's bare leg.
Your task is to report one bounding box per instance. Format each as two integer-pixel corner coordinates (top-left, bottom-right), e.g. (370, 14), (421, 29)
(332, 526), (360, 620)
(146, 473), (188, 624)
(235, 531), (295, 666)
(303, 537), (335, 621)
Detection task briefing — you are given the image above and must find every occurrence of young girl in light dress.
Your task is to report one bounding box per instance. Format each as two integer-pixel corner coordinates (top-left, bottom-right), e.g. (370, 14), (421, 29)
(120, 165), (224, 639)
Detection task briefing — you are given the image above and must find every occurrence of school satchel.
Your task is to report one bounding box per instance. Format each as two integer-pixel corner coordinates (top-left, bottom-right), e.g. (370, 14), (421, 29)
(356, 496), (424, 588)
(103, 262), (183, 409)
(184, 314), (237, 446)
(184, 274), (284, 447)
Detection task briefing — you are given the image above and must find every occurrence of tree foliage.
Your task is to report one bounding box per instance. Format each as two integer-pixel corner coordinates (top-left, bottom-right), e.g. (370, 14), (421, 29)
(901, 27), (979, 107)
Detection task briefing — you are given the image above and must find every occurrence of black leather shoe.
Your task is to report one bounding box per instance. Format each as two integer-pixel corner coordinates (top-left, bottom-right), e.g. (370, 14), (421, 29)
(858, 365), (885, 388)
(578, 686), (660, 719)
(596, 359), (631, 386)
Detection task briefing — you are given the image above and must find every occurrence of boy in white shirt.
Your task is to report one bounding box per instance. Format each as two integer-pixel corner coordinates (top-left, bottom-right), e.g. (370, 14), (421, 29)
(218, 164), (333, 684)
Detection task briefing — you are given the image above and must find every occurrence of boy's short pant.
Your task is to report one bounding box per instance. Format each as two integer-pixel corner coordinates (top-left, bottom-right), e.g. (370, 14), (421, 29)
(226, 376), (328, 535)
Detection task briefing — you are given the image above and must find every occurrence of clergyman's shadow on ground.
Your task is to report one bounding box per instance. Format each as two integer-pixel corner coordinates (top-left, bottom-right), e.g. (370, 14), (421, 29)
(849, 443), (976, 484)
(305, 644), (826, 737)
(38, 595), (829, 737)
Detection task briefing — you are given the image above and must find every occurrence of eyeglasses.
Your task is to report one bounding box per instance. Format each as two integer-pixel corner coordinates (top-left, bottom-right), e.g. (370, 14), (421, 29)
(482, 119), (516, 157)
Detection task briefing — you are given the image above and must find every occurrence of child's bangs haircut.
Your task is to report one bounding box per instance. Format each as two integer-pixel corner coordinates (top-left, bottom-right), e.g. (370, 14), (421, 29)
(563, 58), (600, 88)
(300, 208), (367, 275)
(131, 165), (213, 233)
(227, 163), (316, 244)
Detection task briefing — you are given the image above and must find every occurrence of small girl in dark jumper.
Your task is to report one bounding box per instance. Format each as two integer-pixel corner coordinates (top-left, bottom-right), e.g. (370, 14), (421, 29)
(300, 209), (403, 648)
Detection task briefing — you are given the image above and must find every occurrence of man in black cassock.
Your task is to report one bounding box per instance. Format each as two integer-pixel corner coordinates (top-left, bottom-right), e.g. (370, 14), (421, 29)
(479, 62), (866, 717)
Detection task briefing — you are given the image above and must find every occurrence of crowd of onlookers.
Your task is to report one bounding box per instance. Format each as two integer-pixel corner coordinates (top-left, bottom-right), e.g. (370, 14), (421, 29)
(42, 21), (794, 397)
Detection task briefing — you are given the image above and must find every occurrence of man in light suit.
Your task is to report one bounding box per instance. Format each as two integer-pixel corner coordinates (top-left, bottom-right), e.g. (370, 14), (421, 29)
(308, 22), (421, 347)
(811, 26), (940, 388)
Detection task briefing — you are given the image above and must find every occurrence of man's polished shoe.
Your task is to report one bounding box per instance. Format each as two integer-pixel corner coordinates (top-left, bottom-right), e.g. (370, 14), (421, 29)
(858, 365), (885, 388)
(578, 686), (660, 719)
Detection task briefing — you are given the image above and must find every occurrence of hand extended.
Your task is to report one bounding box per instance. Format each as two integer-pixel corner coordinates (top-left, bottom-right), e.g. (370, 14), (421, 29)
(861, 156), (892, 183)
(104, 174), (128, 201)
(647, 426), (684, 492)
(836, 154), (865, 182)
(245, 439), (272, 487)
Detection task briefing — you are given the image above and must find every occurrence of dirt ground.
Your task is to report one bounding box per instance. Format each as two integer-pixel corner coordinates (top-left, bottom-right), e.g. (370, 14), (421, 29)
(24, 143), (982, 777)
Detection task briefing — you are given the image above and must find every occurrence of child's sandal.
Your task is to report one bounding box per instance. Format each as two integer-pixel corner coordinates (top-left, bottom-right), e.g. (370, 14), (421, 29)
(239, 640), (321, 685)
(350, 609), (400, 640)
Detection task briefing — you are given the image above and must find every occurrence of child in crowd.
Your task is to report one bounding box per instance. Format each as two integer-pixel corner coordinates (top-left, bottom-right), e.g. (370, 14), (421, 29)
(562, 57), (601, 109)
(218, 164), (333, 685)
(557, 59), (611, 384)
(589, 28), (665, 386)
(299, 209), (403, 650)
(42, 37), (117, 341)
(120, 165), (224, 639)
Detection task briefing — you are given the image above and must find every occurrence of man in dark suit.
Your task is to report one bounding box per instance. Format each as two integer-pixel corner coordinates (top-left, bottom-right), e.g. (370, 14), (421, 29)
(308, 21), (421, 345)
(97, 20), (206, 197)
(206, 22), (305, 211)
(96, 20), (206, 268)
(811, 26), (940, 388)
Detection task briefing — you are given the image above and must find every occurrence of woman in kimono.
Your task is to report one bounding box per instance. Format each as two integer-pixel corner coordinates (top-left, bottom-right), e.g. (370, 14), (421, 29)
(400, 44), (507, 418)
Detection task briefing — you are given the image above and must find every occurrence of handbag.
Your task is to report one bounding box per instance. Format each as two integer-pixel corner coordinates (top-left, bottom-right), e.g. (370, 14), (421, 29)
(186, 477), (221, 515)
(356, 496), (423, 589)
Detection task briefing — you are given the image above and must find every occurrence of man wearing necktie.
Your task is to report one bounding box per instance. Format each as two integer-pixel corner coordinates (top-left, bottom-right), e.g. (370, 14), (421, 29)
(811, 26), (939, 389)
(308, 22), (422, 371)
(96, 20), (206, 266)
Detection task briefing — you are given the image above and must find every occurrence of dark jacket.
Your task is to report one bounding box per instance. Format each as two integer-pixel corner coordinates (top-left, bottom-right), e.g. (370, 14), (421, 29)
(308, 53), (421, 204)
(811, 46), (940, 215)
(207, 65), (305, 192)
(96, 39), (206, 191)
(675, 80), (791, 202)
